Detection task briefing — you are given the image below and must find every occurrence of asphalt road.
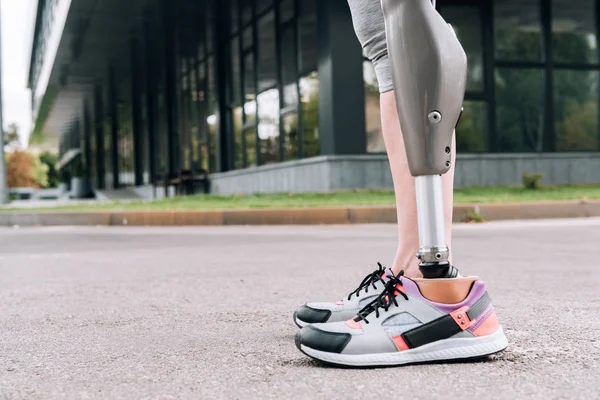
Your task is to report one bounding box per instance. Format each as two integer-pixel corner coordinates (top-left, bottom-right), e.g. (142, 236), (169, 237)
(1, 219), (599, 399)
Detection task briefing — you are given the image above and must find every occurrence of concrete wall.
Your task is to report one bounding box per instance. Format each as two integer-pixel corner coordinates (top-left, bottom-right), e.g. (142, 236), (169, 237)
(209, 155), (393, 195)
(209, 153), (600, 195)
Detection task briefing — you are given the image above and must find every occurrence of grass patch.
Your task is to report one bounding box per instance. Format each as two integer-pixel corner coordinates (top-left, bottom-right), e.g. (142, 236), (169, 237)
(2, 184), (600, 212)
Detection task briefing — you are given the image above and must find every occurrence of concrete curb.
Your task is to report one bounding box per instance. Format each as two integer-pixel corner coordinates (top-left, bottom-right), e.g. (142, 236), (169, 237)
(0, 200), (599, 227)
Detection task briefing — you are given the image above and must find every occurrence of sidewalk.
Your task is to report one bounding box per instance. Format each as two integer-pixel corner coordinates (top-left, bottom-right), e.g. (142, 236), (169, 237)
(0, 199), (599, 226)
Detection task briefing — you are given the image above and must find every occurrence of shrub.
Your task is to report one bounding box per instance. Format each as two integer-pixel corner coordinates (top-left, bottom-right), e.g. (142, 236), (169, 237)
(39, 151), (59, 188)
(522, 172), (544, 190)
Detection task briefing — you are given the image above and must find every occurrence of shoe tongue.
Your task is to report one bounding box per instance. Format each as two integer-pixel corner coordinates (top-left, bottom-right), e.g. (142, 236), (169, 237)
(383, 268), (395, 279)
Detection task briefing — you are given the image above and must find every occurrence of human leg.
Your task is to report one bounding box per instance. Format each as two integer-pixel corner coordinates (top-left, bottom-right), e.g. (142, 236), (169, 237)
(295, 0), (508, 365)
(348, 0), (455, 278)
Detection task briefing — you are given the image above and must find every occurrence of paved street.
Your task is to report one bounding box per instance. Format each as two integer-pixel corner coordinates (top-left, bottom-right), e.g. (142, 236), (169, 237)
(1, 219), (599, 399)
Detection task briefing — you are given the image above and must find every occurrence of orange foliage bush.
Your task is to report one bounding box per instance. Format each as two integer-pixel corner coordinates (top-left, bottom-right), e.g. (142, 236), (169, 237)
(6, 151), (36, 188)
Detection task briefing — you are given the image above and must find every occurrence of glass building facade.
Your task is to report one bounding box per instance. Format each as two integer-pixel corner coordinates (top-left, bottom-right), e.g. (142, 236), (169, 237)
(32, 0), (600, 192)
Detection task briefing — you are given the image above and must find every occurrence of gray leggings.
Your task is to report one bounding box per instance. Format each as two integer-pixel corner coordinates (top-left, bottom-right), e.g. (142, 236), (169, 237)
(347, 0), (392, 93)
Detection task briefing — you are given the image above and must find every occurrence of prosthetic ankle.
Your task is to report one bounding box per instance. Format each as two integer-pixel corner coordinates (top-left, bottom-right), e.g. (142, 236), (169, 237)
(381, 0), (467, 279)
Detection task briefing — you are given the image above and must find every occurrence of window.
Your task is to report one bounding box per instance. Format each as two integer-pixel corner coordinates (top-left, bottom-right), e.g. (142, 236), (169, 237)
(552, 0), (598, 64)
(258, 88), (280, 164)
(495, 0), (542, 62)
(554, 70), (599, 151)
(231, 0), (239, 34)
(457, 101), (487, 152)
(280, 25), (298, 107)
(207, 56), (218, 172)
(300, 72), (319, 158)
(258, 12), (277, 92)
(299, 0), (318, 73)
(241, 0), (253, 26)
(243, 52), (257, 123)
(282, 113), (298, 160)
(243, 26), (254, 50)
(231, 37), (242, 106)
(496, 68), (545, 152)
(364, 61), (384, 153)
(439, 5), (484, 92)
(245, 127), (257, 166)
(280, 0), (295, 24)
(233, 107), (244, 168)
(256, 0), (272, 15)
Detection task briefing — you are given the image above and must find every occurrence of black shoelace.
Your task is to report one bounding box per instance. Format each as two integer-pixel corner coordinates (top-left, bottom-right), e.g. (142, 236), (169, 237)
(346, 262), (387, 301)
(354, 270), (409, 324)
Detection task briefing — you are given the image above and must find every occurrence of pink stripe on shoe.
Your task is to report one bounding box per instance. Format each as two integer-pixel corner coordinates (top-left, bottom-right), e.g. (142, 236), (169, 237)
(344, 319), (363, 330)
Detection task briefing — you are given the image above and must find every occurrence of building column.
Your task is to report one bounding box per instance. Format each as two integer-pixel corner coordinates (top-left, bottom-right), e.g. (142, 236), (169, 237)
(316, 1), (366, 155)
(83, 101), (92, 182)
(144, 19), (157, 183)
(94, 83), (105, 189)
(131, 35), (144, 186)
(108, 65), (120, 189)
(214, 0), (230, 172)
(162, 0), (179, 175)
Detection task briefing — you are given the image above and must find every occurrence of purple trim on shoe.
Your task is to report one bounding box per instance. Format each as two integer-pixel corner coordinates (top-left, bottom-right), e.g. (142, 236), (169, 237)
(401, 278), (487, 313)
(468, 305), (494, 332)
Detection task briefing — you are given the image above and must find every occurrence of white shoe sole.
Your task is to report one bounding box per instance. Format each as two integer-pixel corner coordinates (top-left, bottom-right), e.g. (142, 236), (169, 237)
(294, 315), (309, 328)
(300, 328), (509, 367)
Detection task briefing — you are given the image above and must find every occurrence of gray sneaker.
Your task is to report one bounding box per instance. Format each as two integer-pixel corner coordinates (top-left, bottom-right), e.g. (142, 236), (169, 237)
(295, 271), (509, 367)
(293, 263), (390, 328)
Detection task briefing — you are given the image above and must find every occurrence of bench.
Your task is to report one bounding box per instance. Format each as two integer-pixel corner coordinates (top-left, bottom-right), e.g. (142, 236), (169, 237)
(153, 169), (210, 197)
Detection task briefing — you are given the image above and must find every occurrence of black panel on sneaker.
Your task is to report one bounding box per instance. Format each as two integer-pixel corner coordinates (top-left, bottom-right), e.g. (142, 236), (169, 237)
(295, 325), (352, 354)
(294, 306), (332, 325)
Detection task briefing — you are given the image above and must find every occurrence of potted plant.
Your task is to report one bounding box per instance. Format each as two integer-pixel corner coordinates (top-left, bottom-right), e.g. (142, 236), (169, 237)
(70, 158), (90, 198)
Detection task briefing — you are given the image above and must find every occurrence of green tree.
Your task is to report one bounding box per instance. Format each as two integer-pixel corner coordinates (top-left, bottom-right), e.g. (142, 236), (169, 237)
(4, 123), (21, 150)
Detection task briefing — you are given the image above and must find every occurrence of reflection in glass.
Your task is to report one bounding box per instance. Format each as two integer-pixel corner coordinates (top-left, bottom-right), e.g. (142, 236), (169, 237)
(258, 88), (280, 164)
(208, 115), (217, 172)
(280, 0), (294, 24)
(496, 68), (545, 152)
(552, 0), (598, 64)
(231, 37), (241, 105)
(456, 101), (487, 152)
(258, 12), (277, 92)
(189, 64), (200, 170)
(554, 70), (599, 151)
(245, 127), (257, 167)
(283, 113), (298, 161)
(233, 107), (244, 169)
(280, 25), (298, 106)
(230, 0), (239, 34)
(495, 0), (542, 62)
(300, 72), (320, 158)
(241, 0), (253, 26)
(256, 0), (272, 15)
(206, 0), (214, 54)
(208, 57), (218, 172)
(299, 0), (318, 73)
(243, 26), (253, 50)
(244, 53), (256, 123)
(438, 6), (483, 92)
(363, 61), (384, 153)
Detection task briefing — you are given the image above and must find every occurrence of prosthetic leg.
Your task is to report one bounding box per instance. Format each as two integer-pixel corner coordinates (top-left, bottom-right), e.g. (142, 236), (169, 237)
(381, 0), (467, 278)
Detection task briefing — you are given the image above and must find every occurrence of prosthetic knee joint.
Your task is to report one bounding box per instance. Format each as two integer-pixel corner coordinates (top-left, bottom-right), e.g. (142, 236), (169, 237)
(381, 0), (467, 278)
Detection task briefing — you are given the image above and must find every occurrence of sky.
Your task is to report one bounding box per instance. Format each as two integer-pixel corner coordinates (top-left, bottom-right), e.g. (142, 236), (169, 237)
(1, 0), (36, 146)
